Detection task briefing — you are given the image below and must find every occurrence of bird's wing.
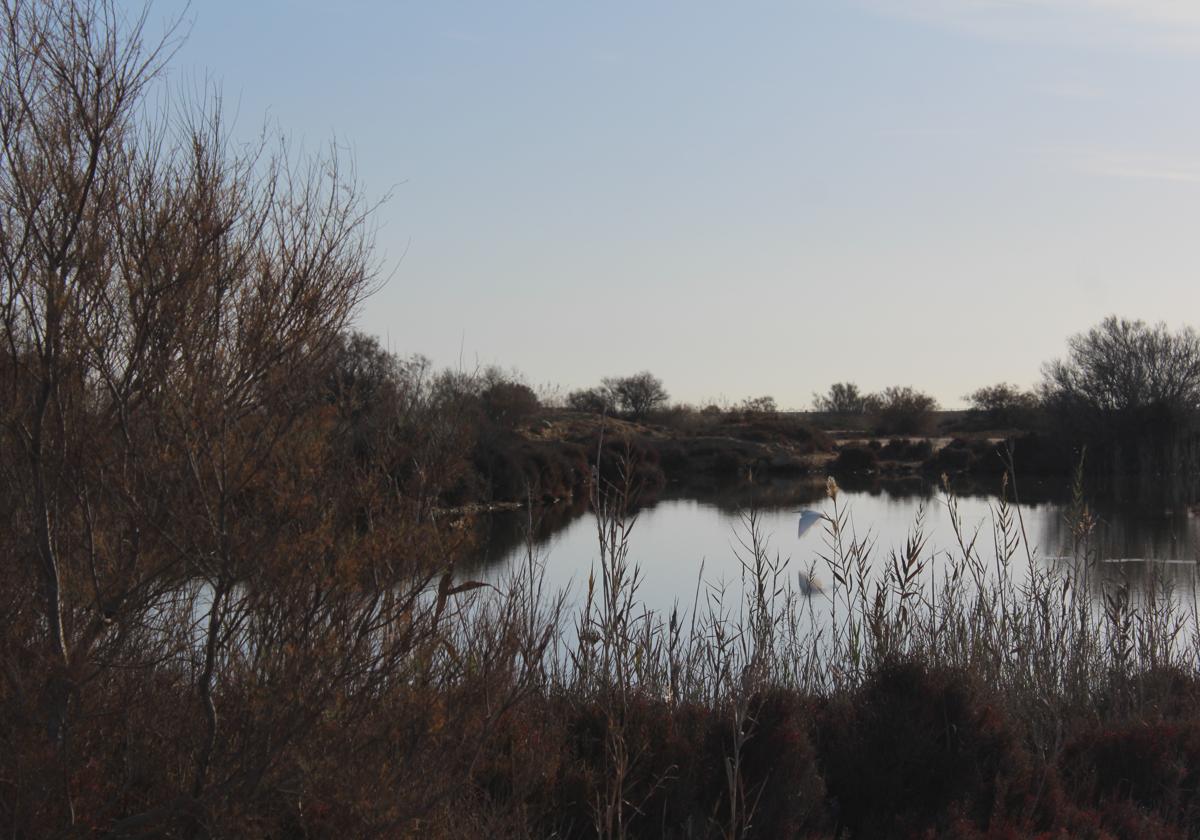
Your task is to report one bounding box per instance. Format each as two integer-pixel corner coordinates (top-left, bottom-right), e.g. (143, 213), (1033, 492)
(797, 510), (825, 539)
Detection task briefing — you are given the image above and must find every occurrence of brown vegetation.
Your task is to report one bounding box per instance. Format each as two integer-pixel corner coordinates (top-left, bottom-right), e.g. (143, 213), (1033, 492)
(6, 3), (1200, 838)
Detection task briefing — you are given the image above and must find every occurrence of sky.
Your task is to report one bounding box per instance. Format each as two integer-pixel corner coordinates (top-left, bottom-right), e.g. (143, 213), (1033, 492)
(152, 0), (1200, 408)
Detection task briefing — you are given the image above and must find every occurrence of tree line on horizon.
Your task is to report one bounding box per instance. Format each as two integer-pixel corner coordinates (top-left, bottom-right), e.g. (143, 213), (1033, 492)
(559, 317), (1200, 445)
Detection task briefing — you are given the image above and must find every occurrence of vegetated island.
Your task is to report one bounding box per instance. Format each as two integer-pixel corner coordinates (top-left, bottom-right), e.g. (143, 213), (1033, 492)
(486, 405), (1068, 511)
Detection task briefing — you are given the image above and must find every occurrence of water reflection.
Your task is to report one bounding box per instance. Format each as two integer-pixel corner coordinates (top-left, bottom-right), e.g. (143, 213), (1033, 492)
(467, 477), (1200, 617)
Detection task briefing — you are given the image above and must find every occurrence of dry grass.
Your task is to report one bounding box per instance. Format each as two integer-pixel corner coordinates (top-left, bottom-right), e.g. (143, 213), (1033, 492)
(468, 455), (1200, 838)
(7, 440), (1200, 837)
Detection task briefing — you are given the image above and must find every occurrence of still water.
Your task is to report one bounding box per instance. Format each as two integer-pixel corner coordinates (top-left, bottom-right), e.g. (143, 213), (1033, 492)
(469, 478), (1200, 617)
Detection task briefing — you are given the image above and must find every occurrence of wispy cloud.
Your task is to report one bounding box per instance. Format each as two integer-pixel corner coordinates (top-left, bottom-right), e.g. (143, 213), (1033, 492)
(860, 0), (1200, 52)
(1073, 150), (1200, 184)
(1083, 0), (1200, 28)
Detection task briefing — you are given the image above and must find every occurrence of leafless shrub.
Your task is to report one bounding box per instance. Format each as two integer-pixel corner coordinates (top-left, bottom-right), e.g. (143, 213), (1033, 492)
(812, 382), (874, 414)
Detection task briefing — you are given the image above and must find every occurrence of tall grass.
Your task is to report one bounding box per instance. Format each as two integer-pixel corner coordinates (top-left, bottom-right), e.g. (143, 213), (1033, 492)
(552, 465), (1200, 706)
(470, 454), (1200, 837)
(11, 446), (1200, 836)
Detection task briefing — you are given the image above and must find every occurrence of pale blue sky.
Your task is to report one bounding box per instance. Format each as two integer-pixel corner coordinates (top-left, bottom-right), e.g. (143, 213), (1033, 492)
(156, 1), (1200, 407)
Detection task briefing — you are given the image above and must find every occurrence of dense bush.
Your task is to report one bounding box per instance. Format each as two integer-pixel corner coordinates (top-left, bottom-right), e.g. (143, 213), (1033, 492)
(1060, 721), (1200, 837)
(1000, 434), (1077, 477)
(813, 382), (875, 414)
(1042, 316), (1200, 482)
(474, 437), (589, 502)
(927, 439), (982, 474)
(964, 382), (1040, 428)
(833, 445), (879, 473)
(603, 372), (671, 420)
(1043, 316), (1200, 417)
(720, 414), (833, 451)
(879, 437), (935, 462)
(567, 385), (617, 415)
(739, 395), (779, 415)
(818, 662), (1036, 838)
(481, 380), (541, 430)
(873, 385), (940, 435)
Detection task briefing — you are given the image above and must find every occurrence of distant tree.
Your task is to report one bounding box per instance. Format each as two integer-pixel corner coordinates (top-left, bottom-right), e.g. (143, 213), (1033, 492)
(567, 386), (617, 415)
(814, 382), (871, 414)
(481, 381), (540, 430)
(874, 386), (939, 434)
(1041, 317), (1200, 479)
(320, 332), (405, 464)
(603, 372), (670, 420)
(964, 383), (1040, 427)
(326, 331), (400, 414)
(1042, 317), (1200, 415)
(740, 395), (778, 415)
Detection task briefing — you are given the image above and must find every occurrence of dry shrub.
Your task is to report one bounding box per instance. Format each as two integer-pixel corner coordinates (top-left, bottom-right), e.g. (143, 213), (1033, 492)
(555, 696), (717, 837)
(475, 437), (590, 502)
(1060, 721), (1200, 838)
(873, 386), (940, 435)
(730, 689), (827, 837)
(879, 438), (935, 462)
(482, 381), (541, 431)
(723, 415), (833, 452)
(1007, 432), (1079, 477)
(816, 662), (1037, 839)
(833, 445), (879, 474)
(484, 691), (827, 839)
(578, 433), (667, 496)
(929, 439), (983, 473)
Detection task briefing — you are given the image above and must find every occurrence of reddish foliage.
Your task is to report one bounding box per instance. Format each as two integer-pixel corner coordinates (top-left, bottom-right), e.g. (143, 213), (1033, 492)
(1060, 720), (1200, 838)
(814, 662), (1041, 839)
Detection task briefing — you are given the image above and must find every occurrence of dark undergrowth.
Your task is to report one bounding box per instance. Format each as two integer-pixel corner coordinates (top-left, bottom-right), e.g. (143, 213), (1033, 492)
(8, 441), (1200, 837)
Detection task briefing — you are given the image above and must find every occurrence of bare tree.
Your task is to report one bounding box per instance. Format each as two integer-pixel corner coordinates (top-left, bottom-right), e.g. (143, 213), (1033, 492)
(874, 386), (939, 434)
(568, 385), (617, 415)
(1042, 316), (1200, 415)
(740, 394), (778, 415)
(0, 2), (498, 834)
(964, 382), (1039, 427)
(602, 371), (669, 421)
(1040, 317), (1200, 488)
(813, 382), (872, 414)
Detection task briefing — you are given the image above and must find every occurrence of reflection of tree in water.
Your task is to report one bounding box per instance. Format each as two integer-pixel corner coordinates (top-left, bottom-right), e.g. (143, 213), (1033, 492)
(658, 477), (832, 513)
(462, 497), (589, 574)
(462, 475), (1061, 573)
(1034, 486), (1200, 601)
(828, 473), (1075, 507)
(1040, 506), (1200, 566)
(662, 475), (951, 513)
(465, 473), (1200, 590)
(944, 475), (1073, 506)
(1089, 471), (1200, 516)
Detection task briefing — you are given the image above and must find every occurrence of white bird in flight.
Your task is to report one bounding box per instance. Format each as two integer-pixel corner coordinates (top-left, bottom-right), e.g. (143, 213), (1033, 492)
(796, 509), (828, 539)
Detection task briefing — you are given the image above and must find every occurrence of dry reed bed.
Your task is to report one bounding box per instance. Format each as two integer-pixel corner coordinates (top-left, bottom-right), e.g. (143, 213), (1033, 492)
(8, 465), (1200, 837)
(455, 465), (1200, 838)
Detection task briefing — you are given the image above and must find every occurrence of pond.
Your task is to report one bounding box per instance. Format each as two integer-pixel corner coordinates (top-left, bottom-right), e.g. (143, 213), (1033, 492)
(467, 477), (1200, 618)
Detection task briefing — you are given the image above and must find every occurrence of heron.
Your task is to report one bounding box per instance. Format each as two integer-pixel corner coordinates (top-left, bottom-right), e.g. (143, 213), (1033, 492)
(796, 508), (828, 539)
(795, 509), (829, 596)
